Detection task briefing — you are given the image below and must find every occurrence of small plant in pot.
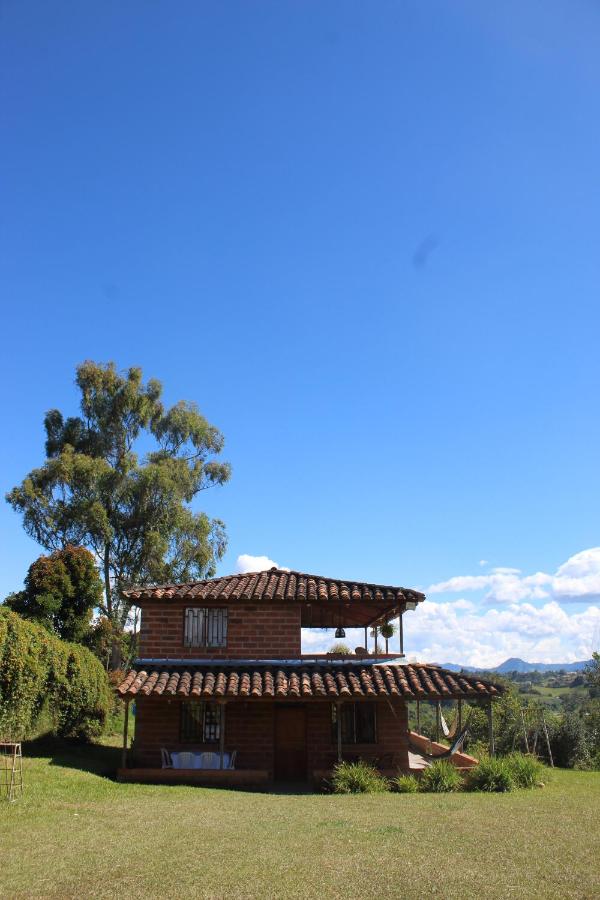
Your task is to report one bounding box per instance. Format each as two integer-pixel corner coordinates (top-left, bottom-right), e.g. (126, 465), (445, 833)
(377, 622), (396, 653)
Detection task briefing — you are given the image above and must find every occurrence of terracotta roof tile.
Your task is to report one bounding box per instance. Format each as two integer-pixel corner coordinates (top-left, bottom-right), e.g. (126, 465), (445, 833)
(121, 568), (425, 611)
(117, 663), (502, 701)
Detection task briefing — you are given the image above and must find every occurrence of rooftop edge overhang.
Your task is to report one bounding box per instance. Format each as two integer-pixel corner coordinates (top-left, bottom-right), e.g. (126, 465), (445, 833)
(116, 661), (504, 703)
(121, 568), (426, 628)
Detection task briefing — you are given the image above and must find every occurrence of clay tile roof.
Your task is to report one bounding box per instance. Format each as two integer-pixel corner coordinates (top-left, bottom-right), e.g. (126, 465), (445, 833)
(121, 568), (425, 611)
(116, 663), (502, 701)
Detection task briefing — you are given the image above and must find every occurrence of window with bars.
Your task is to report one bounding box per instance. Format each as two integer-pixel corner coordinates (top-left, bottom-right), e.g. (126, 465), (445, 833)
(180, 701), (220, 742)
(331, 703), (377, 744)
(183, 607), (228, 648)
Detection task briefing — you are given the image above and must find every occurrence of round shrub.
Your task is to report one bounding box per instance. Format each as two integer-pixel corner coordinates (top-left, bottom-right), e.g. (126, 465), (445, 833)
(468, 757), (515, 792)
(419, 759), (463, 793)
(0, 608), (110, 741)
(331, 760), (389, 794)
(394, 773), (419, 793)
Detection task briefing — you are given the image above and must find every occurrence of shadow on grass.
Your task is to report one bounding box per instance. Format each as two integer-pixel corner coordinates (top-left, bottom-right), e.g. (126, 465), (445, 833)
(21, 739), (330, 795)
(22, 735), (121, 780)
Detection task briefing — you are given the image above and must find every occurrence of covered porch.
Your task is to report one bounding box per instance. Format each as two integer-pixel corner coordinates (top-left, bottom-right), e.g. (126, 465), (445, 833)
(116, 661), (501, 788)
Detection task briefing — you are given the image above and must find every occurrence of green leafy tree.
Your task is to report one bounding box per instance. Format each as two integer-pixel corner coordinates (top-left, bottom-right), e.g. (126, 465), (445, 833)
(585, 652), (600, 699)
(5, 545), (102, 642)
(6, 361), (231, 643)
(549, 711), (590, 768)
(464, 679), (522, 755)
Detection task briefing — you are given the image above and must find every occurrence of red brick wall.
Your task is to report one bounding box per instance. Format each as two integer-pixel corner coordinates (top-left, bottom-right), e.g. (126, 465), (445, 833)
(305, 700), (409, 772)
(131, 697), (409, 774)
(138, 601), (302, 659)
(132, 697), (276, 771)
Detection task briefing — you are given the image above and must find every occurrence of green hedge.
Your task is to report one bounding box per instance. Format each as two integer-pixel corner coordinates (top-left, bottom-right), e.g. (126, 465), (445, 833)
(0, 608), (110, 741)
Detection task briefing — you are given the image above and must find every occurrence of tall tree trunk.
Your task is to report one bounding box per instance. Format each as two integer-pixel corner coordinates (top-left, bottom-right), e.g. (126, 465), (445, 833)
(103, 545), (122, 671)
(103, 546), (112, 618)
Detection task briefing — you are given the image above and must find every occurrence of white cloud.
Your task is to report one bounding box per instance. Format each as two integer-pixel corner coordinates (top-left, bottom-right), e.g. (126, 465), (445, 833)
(235, 554), (288, 574)
(453, 598), (474, 611)
(427, 547), (600, 605)
(478, 559), (489, 567)
(553, 548), (600, 601)
(400, 599), (600, 668)
(300, 599), (600, 667)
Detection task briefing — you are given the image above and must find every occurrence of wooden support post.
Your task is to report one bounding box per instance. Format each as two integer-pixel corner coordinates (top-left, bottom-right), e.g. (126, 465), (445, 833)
(336, 702), (343, 763)
(219, 702), (226, 770)
(416, 699), (421, 733)
(399, 614), (404, 656)
(364, 626), (368, 652)
(487, 702), (495, 757)
(435, 702), (441, 743)
(373, 626), (378, 659)
(541, 710), (554, 767)
(121, 700), (130, 770)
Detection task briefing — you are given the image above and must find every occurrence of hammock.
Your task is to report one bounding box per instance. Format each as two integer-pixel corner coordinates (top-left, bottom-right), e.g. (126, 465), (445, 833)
(409, 725), (470, 761)
(439, 701), (461, 739)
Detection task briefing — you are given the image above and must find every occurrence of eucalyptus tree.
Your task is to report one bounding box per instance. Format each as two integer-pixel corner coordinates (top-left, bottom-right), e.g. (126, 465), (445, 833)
(7, 361), (231, 635)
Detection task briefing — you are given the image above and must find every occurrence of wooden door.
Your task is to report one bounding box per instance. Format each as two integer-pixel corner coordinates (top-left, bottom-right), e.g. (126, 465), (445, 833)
(274, 706), (307, 781)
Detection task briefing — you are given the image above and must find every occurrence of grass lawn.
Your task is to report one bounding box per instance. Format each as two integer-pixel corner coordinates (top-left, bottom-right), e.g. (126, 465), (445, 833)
(1, 741), (599, 899)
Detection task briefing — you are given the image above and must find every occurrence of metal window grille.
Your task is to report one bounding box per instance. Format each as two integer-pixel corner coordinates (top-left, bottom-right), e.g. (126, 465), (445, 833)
(184, 607), (228, 648)
(181, 701), (220, 743)
(202, 704), (220, 742)
(331, 703), (376, 744)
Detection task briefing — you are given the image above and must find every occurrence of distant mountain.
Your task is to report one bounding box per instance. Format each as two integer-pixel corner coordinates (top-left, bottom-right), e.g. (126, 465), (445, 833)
(439, 662), (478, 673)
(493, 657), (591, 674)
(438, 657), (592, 675)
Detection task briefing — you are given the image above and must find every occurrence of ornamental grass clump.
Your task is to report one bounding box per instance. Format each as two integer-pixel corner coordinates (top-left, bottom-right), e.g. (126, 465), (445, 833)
(394, 773), (419, 793)
(468, 756), (515, 793)
(331, 760), (389, 794)
(505, 753), (547, 788)
(419, 759), (463, 793)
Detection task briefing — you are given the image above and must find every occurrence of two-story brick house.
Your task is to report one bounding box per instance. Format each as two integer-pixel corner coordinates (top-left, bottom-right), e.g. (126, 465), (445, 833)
(116, 568), (500, 787)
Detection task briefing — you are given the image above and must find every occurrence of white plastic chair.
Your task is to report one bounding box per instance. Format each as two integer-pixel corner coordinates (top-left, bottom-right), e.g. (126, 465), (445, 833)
(197, 750), (237, 769)
(173, 751), (196, 770)
(199, 751), (219, 769)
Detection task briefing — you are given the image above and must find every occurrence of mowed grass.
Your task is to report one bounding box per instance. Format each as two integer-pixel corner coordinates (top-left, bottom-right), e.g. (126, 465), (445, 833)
(1, 742), (599, 900)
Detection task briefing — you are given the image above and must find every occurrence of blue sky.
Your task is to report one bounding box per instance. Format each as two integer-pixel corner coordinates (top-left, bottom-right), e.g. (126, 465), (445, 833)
(1, 1), (599, 665)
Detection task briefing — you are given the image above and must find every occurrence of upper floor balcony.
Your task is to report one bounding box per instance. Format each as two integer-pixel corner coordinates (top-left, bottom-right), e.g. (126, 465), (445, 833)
(125, 567), (425, 664)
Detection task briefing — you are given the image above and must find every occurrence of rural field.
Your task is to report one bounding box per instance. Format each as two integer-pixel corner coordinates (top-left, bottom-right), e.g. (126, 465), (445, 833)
(1, 741), (599, 900)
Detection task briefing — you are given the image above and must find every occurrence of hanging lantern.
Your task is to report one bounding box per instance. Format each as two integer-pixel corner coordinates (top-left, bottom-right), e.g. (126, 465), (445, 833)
(335, 626), (346, 639)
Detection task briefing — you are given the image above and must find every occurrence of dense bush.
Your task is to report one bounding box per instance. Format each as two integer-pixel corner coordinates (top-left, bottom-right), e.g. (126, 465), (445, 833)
(419, 759), (463, 793)
(0, 608), (110, 741)
(394, 773), (420, 793)
(549, 712), (590, 768)
(331, 760), (389, 794)
(468, 757), (515, 792)
(505, 753), (546, 788)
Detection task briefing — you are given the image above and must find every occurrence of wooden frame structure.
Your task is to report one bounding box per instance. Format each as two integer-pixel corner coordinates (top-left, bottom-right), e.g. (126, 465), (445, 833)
(0, 742), (23, 802)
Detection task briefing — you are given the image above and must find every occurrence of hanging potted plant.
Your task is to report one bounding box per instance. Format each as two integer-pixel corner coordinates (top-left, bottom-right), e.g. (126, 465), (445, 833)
(379, 621), (396, 653)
